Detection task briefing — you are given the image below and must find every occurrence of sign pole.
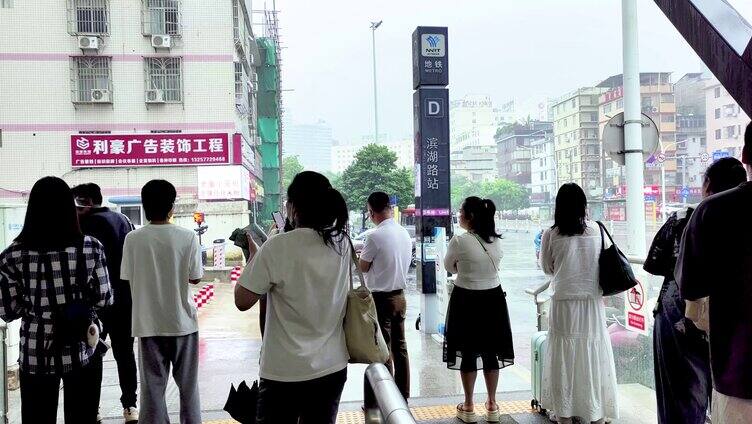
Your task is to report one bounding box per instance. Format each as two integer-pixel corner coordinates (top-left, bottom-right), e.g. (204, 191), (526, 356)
(412, 26), (451, 335)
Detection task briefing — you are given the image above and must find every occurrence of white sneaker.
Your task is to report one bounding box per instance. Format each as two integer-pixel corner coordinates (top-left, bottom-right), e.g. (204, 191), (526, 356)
(123, 407), (139, 423)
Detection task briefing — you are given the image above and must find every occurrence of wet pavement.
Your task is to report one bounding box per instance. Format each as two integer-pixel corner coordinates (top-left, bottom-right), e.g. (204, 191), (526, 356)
(5, 231), (657, 423)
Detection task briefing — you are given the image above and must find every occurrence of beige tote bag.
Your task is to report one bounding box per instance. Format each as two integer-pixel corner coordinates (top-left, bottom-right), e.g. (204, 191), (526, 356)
(343, 238), (390, 364)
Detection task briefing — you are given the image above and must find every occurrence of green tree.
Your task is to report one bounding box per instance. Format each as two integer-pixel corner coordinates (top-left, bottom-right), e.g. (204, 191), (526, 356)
(480, 179), (530, 211)
(339, 144), (414, 216)
(282, 155), (304, 191)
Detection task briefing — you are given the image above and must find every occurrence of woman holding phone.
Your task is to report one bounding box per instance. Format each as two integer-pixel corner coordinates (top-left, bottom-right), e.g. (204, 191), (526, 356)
(235, 171), (351, 424)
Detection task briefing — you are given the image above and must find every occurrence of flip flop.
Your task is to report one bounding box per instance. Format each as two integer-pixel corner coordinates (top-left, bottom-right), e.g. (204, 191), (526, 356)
(456, 403), (479, 423)
(486, 406), (501, 422)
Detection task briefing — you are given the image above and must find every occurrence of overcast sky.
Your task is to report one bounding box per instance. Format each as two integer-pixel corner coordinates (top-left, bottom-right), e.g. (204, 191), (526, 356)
(271, 0), (752, 144)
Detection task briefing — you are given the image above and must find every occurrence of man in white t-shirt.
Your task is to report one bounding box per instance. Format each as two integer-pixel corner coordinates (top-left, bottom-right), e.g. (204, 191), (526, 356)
(121, 180), (203, 424)
(358, 192), (413, 400)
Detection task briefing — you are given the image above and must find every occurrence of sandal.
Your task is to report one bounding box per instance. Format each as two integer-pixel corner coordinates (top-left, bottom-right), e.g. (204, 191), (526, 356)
(456, 403), (479, 423)
(485, 402), (501, 422)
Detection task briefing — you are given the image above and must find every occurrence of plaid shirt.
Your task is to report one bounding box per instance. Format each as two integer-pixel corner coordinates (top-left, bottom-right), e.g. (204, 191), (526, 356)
(0, 236), (113, 375)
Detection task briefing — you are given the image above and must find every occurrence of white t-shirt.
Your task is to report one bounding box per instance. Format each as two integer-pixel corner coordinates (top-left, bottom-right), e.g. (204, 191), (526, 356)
(360, 218), (413, 292)
(443, 232), (503, 291)
(239, 228), (350, 382)
(121, 223), (203, 338)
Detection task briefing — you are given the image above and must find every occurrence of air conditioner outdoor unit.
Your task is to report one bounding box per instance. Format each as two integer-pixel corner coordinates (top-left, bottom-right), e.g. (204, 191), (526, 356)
(151, 34), (172, 49)
(146, 89), (165, 103)
(78, 36), (100, 50)
(90, 89), (111, 103)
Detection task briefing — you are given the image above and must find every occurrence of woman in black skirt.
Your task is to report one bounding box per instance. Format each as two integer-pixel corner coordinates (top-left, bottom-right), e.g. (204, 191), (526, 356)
(443, 197), (514, 423)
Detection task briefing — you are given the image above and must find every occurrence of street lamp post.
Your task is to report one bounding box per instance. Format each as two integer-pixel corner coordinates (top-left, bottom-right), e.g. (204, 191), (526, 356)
(370, 20), (383, 145)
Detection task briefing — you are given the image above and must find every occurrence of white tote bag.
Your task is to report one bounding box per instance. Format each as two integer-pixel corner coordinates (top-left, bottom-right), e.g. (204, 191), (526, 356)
(343, 238), (390, 364)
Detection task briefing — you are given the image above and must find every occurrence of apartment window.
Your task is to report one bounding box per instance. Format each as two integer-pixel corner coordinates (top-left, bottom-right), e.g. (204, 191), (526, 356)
(715, 129), (722, 140)
(71, 56), (112, 103)
(235, 62), (244, 100)
(616, 99), (624, 109)
(726, 125), (737, 138)
(1, 0), (13, 7)
(143, 0), (181, 35)
(571, 99), (577, 108)
(69, 0), (110, 35)
(660, 93), (674, 103)
(715, 108), (721, 119)
(603, 103), (612, 114)
(714, 87), (722, 98)
(145, 57), (183, 102)
(660, 114), (675, 123)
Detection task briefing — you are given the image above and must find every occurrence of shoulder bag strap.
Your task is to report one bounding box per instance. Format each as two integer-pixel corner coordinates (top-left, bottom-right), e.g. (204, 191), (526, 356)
(470, 233), (501, 281)
(346, 236), (365, 289)
(595, 221), (616, 249)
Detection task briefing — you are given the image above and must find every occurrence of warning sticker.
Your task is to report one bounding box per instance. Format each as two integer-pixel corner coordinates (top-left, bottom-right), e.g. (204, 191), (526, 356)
(625, 280), (648, 335)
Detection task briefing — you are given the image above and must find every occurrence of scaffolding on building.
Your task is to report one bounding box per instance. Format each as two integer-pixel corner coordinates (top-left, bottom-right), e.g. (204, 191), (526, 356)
(252, 2), (284, 220)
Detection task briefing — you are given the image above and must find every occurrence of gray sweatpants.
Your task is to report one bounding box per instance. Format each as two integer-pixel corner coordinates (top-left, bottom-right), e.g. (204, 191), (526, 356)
(139, 332), (201, 424)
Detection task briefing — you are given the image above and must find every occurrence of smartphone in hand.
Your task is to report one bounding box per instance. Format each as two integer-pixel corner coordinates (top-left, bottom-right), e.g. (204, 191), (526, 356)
(272, 211), (285, 233)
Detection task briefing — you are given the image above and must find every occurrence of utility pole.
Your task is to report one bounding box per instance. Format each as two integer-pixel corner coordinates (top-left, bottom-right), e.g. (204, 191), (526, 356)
(622, 0), (647, 257)
(370, 20), (383, 144)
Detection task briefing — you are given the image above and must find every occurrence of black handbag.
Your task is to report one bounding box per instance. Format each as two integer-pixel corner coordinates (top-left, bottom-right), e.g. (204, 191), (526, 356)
(596, 221), (639, 296)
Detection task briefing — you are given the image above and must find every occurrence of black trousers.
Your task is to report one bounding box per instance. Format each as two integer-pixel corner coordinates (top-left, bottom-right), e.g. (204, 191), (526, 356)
(373, 289), (410, 400)
(20, 357), (103, 424)
(256, 368), (347, 424)
(99, 284), (138, 408)
(653, 280), (712, 424)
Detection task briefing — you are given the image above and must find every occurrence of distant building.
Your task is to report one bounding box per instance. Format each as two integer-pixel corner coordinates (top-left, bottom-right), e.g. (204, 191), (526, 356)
(598, 73), (678, 204)
(451, 145), (498, 183)
(495, 121), (553, 187)
(530, 132), (557, 218)
(675, 73), (709, 202)
(552, 87), (606, 200)
(450, 94), (500, 151)
(283, 119), (334, 172)
(705, 77), (750, 159)
(331, 139), (413, 174)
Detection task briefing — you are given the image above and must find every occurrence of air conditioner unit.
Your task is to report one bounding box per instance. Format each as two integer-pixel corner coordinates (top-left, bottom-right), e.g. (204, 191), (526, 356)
(651, 107), (658, 113)
(146, 89), (165, 103)
(151, 34), (172, 49)
(90, 89), (111, 103)
(78, 36), (100, 50)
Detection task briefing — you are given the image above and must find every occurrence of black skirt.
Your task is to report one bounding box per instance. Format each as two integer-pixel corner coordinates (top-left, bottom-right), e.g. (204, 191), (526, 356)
(443, 285), (515, 371)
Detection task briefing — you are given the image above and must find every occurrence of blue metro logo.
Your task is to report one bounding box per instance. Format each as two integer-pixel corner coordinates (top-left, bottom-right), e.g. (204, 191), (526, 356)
(425, 35), (440, 48)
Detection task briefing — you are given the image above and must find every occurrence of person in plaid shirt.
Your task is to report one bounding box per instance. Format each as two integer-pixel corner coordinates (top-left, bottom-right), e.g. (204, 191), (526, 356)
(0, 177), (112, 424)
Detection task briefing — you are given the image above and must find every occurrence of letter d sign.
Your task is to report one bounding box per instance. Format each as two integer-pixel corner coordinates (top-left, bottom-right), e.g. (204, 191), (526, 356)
(425, 98), (444, 118)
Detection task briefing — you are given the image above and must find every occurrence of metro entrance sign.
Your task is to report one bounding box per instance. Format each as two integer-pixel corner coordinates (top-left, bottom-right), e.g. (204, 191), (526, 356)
(412, 26), (451, 335)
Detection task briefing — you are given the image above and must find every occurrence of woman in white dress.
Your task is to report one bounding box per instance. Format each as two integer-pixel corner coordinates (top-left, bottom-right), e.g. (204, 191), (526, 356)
(540, 183), (619, 424)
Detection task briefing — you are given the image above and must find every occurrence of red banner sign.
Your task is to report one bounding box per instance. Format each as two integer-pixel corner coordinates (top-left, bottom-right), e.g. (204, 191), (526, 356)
(71, 133), (230, 168)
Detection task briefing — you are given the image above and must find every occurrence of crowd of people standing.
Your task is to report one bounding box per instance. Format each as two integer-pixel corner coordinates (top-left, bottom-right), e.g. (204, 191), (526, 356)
(0, 125), (750, 423)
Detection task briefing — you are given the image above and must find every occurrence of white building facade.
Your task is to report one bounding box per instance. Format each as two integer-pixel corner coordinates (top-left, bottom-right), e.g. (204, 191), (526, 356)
(0, 0), (262, 245)
(705, 78), (750, 159)
(331, 139), (413, 174)
(450, 94), (499, 151)
(282, 119), (334, 172)
(530, 134), (556, 214)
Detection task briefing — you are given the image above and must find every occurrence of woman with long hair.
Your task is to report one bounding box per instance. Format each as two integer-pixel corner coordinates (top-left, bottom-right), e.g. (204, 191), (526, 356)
(234, 171), (351, 424)
(646, 157), (747, 424)
(540, 183), (618, 423)
(0, 176), (112, 423)
(443, 196), (514, 423)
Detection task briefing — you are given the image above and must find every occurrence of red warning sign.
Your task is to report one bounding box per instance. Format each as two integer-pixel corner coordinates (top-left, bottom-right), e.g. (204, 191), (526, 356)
(625, 280), (648, 335)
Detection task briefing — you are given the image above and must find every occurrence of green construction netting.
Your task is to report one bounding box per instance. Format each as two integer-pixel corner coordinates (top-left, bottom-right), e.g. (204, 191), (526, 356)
(257, 94), (278, 117)
(262, 169), (281, 198)
(258, 67), (279, 92)
(257, 38), (277, 66)
(258, 117), (279, 143)
(259, 143), (280, 168)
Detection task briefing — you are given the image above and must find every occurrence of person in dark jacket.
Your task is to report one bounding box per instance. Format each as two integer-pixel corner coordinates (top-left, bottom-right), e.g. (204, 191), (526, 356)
(72, 183), (138, 423)
(645, 157), (747, 424)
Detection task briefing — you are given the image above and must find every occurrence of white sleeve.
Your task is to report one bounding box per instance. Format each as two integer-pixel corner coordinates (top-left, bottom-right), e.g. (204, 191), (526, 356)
(188, 234), (203, 280)
(541, 229), (555, 276)
(120, 235), (132, 281)
(238, 243), (273, 295)
(443, 236), (461, 274)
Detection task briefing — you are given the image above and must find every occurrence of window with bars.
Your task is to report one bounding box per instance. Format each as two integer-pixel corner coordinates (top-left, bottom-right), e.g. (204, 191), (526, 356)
(143, 0), (180, 35)
(145, 57), (183, 103)
(69, 0), (109, 35)
(1, 0), (13, 8)
(71, 56), (112, 103)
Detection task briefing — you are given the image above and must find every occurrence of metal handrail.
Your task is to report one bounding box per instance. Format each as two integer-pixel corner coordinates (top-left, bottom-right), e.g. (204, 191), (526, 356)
(363, 363), (416, 424)
(0, 321), (7, 424)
